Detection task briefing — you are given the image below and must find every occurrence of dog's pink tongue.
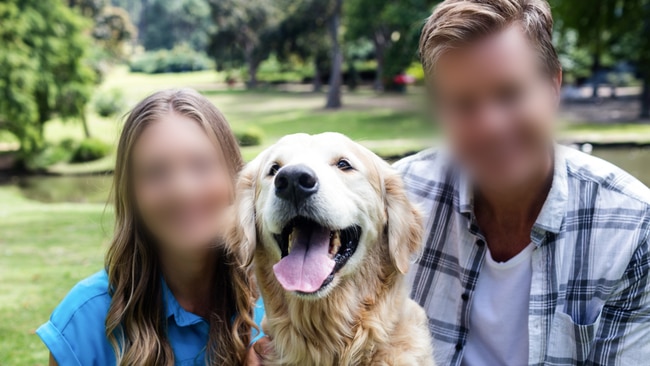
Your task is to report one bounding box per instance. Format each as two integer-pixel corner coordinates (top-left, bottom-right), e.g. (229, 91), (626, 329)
(273, 225), (334, 293)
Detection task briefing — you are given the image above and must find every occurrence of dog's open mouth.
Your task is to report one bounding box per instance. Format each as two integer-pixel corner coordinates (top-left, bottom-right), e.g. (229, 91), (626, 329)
(272, 216), (361, 294)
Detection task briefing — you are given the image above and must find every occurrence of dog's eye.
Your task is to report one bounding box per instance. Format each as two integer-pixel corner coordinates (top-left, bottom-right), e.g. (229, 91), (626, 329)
(268, 163), (281, 176)
(336, 159), (353, 171)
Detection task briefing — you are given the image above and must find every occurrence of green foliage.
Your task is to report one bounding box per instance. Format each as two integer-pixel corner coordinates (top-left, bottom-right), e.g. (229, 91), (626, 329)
(25, 140), (78, 171)
(68, 0), (107, 18)
(345, 0), (438, 88)
(110, 0), (142, 27)
(92, 6), (137, 60)
(69, 0), (136, 63)
(130, 44), (214, 74)
(72, 138), (111, 162)
(550, 0), (622, 76)
(255, 56), (313, 83)
(272, 0), (335, 83)
(140, 0), (213, 51)
(235, 127), (264, 147)
(554, 29), (593, 81)
(0, 0), (96, 166)
(552, 0), (650, 115)
(207, 0), (280, 87)
(405, 62), (425, 84)
(93, 88), (126, 117)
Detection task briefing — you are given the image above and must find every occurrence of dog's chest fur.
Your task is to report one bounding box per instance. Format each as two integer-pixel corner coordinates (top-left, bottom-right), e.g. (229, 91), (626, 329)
(257, 254), (435, 366)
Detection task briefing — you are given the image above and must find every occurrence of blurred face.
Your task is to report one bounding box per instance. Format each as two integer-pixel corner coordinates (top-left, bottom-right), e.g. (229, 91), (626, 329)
(131, 112), (233, 256)
(432, 25), (561, 191)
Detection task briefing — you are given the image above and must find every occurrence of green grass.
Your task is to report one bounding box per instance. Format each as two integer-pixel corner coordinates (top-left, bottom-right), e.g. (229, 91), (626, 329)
(0, 187), (112, 365)
(561, 123), (650, 144)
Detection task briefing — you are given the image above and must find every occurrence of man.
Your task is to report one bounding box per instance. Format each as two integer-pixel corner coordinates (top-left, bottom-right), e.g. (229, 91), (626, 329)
(395, 0), (650, 365)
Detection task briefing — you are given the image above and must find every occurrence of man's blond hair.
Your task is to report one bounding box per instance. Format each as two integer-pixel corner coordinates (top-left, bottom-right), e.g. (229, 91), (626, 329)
(419, 0), (560, 77)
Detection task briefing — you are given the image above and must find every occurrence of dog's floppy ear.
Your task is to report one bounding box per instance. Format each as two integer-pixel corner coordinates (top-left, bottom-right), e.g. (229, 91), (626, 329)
(226, 158), (260, 266)
(384, 168), (423, 274)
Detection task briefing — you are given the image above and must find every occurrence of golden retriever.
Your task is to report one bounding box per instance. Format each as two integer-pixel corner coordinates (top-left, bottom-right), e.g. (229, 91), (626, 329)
(228, 133), (434, 365)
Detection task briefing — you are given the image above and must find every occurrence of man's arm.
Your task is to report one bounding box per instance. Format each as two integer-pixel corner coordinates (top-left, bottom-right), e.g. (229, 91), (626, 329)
(588, 237), (650, 365)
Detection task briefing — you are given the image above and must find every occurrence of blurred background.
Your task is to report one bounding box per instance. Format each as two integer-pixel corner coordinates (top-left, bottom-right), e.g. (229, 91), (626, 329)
(0, 0), (649, 364)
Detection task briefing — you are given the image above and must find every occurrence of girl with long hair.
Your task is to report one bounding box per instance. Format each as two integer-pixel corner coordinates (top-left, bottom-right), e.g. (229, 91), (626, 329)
(37, 89), (263, 365)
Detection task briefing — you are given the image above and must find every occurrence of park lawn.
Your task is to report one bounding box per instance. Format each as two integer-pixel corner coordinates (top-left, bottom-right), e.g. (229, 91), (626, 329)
(561, 123), (650, 144)
(0, 187), (112, 365)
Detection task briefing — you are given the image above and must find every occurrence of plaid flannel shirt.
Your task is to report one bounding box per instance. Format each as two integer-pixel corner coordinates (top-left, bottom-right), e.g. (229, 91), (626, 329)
(394, 145), (650, 366)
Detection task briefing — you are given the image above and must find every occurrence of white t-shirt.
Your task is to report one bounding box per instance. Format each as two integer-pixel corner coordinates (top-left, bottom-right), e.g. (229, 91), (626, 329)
(461, 243), (535, 366)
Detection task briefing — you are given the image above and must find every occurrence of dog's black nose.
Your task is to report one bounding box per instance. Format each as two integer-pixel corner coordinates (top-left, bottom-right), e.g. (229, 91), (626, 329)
(275, 164), (318, 204)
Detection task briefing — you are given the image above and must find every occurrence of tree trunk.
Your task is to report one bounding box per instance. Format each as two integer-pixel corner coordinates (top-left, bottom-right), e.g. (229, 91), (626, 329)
(640, 6), (650, 119)
(591, 52), (601, 99)
(373, 31), (386, 92)
(247, 61), (259, 89)
(641, 76), (650, 119)
(313, 59), (323, 92)
(244, 42), (258, 89)
(81, 112), (91, 138)
(325, 0), (343, 109)
(137, 0), (150, 41)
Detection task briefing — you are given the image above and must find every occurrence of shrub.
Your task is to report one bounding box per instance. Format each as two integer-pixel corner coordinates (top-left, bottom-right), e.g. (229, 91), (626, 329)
(93, 88), (126, 117)
(59, 138), (77, 151)
(130, 44), (214, 74)
(24, 139), (78, 171)
(405, 62), (425, 85)
(235, 127), (264, 147)
(72, 138), (111, 163)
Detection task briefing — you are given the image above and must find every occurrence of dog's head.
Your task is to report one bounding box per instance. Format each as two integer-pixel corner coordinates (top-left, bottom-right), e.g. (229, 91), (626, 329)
(228, 133), (422, 298)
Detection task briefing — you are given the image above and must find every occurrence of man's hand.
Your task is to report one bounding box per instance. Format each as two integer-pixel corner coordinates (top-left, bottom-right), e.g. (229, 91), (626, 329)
(246, 336), (272, 366)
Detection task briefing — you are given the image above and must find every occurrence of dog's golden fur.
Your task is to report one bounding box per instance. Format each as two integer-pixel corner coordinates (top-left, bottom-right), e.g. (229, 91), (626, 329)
(227, 133), (434, 365)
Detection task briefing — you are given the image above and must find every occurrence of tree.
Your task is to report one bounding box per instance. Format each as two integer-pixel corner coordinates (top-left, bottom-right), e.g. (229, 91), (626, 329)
(346, 0), (391, 91)
(207, 0), (279, 88)
(273, 0), (331, 92)
(92, 6), (137, 60)
(552, 0), (650, 117)
(68, 0), (135, 137)
(552, 0), (626, 98)
(346, 0), (438, 90)
(68, 0), (106, 18)
(0, 0), (95, 166)
(325, 0), (344, 109)
(110, 0), (143, 27)
(139, 0), (212, 51)
(617, 0), (650, 118)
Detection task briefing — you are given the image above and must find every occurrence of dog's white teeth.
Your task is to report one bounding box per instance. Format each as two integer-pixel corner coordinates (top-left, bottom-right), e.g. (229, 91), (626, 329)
(288, 231), (294, 253)
(329, 231), (341, 256)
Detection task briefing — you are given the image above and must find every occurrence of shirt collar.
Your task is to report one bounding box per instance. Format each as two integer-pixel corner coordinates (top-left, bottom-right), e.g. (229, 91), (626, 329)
(532, 145), (568, 234)
(161, 277), (207, 328)
(455, 144), (568, 235)
(457, 168), (473, 216)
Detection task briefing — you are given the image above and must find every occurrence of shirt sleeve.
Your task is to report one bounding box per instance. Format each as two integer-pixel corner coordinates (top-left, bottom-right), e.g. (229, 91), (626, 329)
(588, 236), (650, 365)
(251, 297), (266, 343)
(36, 280), (115, 366)
(37, 320), (84, 366)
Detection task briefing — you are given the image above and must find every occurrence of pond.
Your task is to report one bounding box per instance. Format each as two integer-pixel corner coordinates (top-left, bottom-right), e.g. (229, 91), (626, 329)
(14, 174), (112, 204)
(7, 147), (650, 204)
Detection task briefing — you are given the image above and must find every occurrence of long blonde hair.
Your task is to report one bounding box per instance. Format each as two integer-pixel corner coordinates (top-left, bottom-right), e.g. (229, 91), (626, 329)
(105, 89), (256, 365)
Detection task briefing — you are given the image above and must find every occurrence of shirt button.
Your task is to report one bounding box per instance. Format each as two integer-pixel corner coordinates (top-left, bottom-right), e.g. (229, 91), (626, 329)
(456, 342), (464, 351)
(461, 293), (469, 301)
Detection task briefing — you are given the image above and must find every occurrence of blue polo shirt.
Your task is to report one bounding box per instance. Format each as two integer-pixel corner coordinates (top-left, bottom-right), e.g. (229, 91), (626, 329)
(36, 270), (265, 366)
